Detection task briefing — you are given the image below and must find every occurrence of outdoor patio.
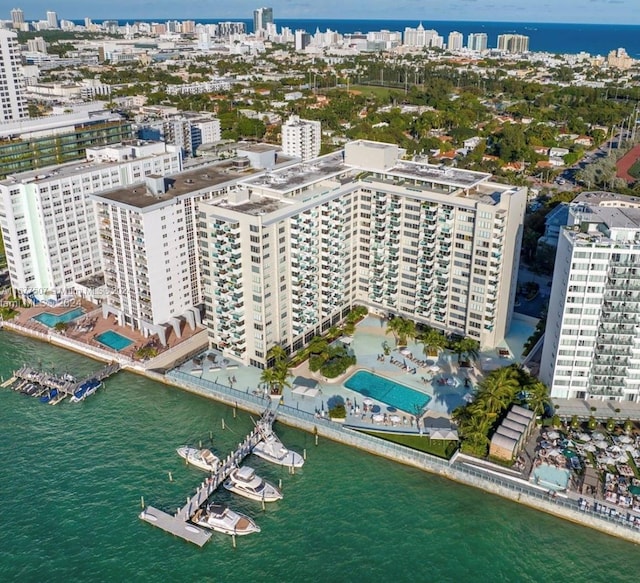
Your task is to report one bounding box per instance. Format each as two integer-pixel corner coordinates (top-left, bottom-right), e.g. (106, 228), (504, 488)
(175, 313), (535, 424)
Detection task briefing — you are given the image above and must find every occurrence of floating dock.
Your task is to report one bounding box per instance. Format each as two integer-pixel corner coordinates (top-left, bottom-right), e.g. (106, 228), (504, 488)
(139, 407), (277, 546)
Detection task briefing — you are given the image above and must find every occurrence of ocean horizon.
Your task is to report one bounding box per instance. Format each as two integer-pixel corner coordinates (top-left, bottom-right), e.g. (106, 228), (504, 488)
(74, 19), (640, 57)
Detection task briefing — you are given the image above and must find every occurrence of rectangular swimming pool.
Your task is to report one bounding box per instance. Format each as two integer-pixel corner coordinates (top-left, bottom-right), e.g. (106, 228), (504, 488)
(95, 330), (133, 351)
(33, 307), (85, 328)
(531, 463), (570, 491)
(344, 370), (431, 414)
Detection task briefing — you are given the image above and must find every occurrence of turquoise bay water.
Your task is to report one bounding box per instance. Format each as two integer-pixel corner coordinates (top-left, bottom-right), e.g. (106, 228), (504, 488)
(1, 331), (639, 582)
(345, 370), (431, 413)
(95, 330), (134, 351)
(32, 307), (85, 328)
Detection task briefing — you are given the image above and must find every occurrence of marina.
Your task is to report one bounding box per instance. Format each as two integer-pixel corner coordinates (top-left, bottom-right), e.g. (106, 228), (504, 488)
(139, 407), (289, 546)
(2, 362), (120, 404)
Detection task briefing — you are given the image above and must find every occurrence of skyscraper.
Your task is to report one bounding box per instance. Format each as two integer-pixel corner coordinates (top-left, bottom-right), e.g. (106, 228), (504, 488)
(497, 34), (529, 53)
(0, 29), (29, 122)
(46, 11), (58, 29)
(253, 7), (273, 33)
(447, 31), (463, 51)
(199, 140), (526, 367)
(467, 33), (488, 52)
(10, 8), (24, 29)
(540, 192), (640, 403)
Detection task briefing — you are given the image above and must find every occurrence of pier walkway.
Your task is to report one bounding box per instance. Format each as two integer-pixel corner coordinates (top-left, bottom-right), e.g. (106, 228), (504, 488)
(139, 406), (276, 546)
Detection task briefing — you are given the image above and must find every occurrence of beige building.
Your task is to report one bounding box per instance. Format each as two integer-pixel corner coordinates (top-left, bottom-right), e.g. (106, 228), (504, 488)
(198, 140), (526, 367)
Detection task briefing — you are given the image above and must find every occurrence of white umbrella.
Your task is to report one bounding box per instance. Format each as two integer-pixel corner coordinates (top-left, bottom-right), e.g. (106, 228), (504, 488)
(390, 414), (401, 423)
(595, 440), (609, 449)
(619, 435), (633, 444)
(584, 444), (597, 452)
(592, 432), (605, 441)
(547, 431), (560, 440)
(363, 398), (373, 406)
(400, 348), (412, 356)
(624, 444), (637, 452)
(609, 445), (622, 454)
(372, 414), (384, 422)
(429, 364), (440, 372)
(616, 454), (629, 463)
(600, 456), (615, 465)
(577, 433), (591, 442)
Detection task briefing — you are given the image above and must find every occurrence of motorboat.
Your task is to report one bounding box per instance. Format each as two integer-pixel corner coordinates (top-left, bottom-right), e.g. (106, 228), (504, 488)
(39, 389), (58, 404)
(252, 425), (305, 468)
(177, 446), (221, 473)
(70, 378), (102, 403)
(192, 503), (260, 536)
(223, 466), (283, 502)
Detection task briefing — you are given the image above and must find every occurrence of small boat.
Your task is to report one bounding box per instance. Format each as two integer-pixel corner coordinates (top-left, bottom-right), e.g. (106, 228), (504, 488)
(70, 379), (102, 403)
(192, 503), (260, 536)
(177, 447), (221, 473)
(223, 466), (282, 503)
(21, 383), (38, 396)
(252, 424), (305, 468)
(39, 388), (58, 404)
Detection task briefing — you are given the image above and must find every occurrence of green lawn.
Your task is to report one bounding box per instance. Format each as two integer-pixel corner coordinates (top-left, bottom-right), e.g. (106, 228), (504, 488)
(347, 84), (400, 100)
(357, 428), (458, 459)
(628, 159), (640, 180)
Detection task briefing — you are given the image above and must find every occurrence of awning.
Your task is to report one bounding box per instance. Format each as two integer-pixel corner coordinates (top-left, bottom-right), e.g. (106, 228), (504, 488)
(292, 376), (318, 389)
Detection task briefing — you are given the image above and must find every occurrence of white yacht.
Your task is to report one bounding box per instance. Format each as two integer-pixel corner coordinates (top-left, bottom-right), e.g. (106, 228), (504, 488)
(252, 425), (305, 468)
(192, 503), (260, 536)
(223, 466), (283, 502)
(177, 447), (221, 473)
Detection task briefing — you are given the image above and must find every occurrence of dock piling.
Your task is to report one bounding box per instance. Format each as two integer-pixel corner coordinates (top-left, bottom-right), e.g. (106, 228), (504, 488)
(140, 496), (145, 508)
(222, 418), (225, 430)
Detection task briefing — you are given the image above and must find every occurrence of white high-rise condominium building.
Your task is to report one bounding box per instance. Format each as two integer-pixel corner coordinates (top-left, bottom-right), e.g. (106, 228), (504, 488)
(447, 31), (463, 51)
(497, 34), (529, 53)
(540, 192), (640, 403)
(467, 33), (488, 52)
(0, 142), (181, 304)
(10, 8), (24, 29)
(281, 115), (321, 161)
(90, 162), (254, 344)
(403, 24), (442, 48)
(46, 11), (59, 29)
(253, 7), (273, 33)
(0, 29), (29, 122)
(198, 140), (526, 367)
(162, 116), (221, 157)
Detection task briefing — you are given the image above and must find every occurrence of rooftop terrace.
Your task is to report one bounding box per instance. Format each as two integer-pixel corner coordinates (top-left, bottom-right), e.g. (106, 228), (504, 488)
(91, 163), (257, 210)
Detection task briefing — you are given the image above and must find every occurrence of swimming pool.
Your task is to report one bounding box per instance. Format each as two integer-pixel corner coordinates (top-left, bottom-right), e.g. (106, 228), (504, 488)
(95, 330), (133, 351)
(344, 370), (431, 414)
(531, 463), (570, 491)
(33, 307), (85, 328)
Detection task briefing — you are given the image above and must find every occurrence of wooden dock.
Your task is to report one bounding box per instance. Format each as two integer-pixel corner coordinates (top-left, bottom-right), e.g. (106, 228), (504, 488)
(140, 406), (277, 546)
(8, 362), (121, 403)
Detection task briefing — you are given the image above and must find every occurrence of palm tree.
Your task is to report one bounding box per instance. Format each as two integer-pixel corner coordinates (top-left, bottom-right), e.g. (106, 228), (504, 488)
(419, 328), (448, 357)
(260, 367), (278, 394)
(476, 367), (520, 417)
(385, 316), (417, 347)
(460, 414), (491, 456)
(526, 381), (550, 418)
(451, 337), (480, 364)
(267, 344), (287, 367)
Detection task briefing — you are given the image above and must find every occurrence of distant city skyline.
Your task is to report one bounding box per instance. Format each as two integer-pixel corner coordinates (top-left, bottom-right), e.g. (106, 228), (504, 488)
(7, 1), (640, 26)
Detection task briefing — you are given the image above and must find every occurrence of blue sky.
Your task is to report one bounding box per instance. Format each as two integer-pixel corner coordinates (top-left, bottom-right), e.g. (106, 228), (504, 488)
(9, 1), (640, 25)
